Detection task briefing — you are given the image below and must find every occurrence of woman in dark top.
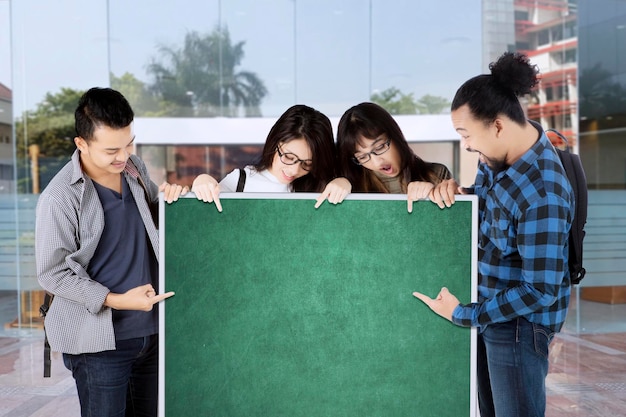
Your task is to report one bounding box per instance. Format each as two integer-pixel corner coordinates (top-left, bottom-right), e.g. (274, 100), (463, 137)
(336, 102), (451, 211)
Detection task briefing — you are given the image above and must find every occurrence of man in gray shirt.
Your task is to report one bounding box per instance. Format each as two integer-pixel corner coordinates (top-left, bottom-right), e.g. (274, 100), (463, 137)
(36, 87), (186, 417)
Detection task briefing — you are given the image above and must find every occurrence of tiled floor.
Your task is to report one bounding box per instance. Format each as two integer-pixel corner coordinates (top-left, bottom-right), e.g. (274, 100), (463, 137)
(1, 291), (625, 417)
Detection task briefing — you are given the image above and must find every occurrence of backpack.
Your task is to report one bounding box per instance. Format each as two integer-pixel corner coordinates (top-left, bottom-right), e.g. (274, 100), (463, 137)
(236, 168), (246, 192)
(39, 292), (53, 377)
(547, 129), (588, 285)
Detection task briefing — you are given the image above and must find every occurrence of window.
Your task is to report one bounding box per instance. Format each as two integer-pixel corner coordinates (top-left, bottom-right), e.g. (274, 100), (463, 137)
(564, 116), (572, 128)
(0, 164), (14, 180)
(556, 85), (570, 101)
(551, 26), (564, 42)
(564, 20), (577, 39)
(514, 11), (529, 21)
(516, 41), (530, 50)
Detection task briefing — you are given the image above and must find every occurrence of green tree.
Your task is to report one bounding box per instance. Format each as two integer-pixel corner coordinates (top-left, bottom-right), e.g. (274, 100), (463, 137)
(111, 72), (164, 117)
(15, 88), (83, 192)
(371, 87), (419, 115)
(415, 94), (450, 115)
(147, 27), (268, 117)
(371, 87), (450, 115)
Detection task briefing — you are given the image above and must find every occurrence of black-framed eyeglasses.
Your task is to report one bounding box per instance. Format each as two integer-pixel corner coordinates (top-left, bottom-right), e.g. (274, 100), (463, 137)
(276, 144), (313, 171)
(352, 139), (391, 165)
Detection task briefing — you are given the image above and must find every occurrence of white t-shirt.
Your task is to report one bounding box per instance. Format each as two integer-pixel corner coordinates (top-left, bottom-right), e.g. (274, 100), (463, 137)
(220, 166), (290, 193)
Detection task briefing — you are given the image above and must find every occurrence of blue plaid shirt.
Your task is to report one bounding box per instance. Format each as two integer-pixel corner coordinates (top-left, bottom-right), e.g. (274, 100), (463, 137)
(452, 124), (574, 332)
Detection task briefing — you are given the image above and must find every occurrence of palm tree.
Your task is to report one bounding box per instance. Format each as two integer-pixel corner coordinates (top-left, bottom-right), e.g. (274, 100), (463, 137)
(147, 27), (268, 117)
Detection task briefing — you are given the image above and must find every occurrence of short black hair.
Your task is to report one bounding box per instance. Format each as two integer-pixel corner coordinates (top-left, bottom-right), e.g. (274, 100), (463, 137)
(75, 87), (134, 141)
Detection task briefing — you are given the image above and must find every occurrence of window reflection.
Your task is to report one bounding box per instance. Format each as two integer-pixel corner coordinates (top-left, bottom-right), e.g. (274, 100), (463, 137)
(579, 0), (626, 189)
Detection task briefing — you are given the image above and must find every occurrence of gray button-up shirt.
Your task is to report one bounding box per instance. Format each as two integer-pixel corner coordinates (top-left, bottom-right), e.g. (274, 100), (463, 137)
(35, 150), (159, 354)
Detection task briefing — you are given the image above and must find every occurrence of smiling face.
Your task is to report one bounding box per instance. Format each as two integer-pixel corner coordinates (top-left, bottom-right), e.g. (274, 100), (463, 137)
(354, 134), (402, 178)
(268, 138), (312, 184)
(451, 104), (508, 171)
(75, 123), (135, 183)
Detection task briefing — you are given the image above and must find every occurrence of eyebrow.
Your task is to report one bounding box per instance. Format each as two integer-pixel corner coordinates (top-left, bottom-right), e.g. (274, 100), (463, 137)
(356, 135), (387, 153)
(281, 144), (312, 161)
(372, 135), (386, 145)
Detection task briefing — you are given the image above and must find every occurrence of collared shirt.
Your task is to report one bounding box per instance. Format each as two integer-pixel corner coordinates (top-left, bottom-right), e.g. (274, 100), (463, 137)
(452, 123), (574, 332)
(35, 150), (159, 354)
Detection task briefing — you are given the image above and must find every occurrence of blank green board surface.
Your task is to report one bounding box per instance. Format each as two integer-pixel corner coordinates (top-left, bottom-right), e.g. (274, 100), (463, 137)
(161, 194), (477, 417)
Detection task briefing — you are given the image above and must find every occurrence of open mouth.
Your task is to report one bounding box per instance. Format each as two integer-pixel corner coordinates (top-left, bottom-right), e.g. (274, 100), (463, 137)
(379, 164), (394, 176)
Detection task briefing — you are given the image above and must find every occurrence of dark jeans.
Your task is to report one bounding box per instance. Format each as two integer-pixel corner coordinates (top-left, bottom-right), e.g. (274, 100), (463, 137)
(63, 334), (158, 417)
(477, 317), (554, 417)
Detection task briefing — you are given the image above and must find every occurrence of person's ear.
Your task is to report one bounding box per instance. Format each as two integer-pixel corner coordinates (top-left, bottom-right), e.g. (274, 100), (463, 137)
(74, 136), (88, 152)
(493, 119), (504, 138)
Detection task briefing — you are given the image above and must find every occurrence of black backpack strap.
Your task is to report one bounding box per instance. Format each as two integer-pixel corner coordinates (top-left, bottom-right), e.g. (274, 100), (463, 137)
(547, 128), (588, 285)
(43, 332), (51, 378)
(560, 151), (588, 284)
(236, 168), (246, 192)
(40, 292), (53, 377)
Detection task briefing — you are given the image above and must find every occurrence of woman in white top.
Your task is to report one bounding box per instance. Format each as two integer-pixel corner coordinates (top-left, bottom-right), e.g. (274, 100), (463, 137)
(192, 105), (350, 211)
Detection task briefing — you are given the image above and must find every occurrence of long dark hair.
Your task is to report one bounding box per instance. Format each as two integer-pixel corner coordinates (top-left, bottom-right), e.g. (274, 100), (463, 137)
(336, 102), (444, 192)
(451, 52), (539, 126)
(253, 104), (335, 192)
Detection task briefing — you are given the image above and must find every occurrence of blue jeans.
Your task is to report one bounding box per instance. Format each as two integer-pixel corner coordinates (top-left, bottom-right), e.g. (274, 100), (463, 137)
(477, 318), (554, 417)
(63, 334), (159, 417)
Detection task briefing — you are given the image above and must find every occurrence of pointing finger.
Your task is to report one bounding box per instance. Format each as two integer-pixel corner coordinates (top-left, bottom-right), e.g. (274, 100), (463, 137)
(314, 193), (327, 209)
(412, 291), (433, 306)
(151, 291), (175, 304)
(214, 196), (223, 212)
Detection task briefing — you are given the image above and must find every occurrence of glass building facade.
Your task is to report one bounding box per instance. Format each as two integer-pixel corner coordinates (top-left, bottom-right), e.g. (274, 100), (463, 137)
(1, 0), (483, 327)
(0, 0), (624, 331)
(578, 0), (626, 189)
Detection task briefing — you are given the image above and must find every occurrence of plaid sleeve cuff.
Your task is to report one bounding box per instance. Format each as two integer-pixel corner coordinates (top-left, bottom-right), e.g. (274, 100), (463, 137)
(451, 303), (474, 327)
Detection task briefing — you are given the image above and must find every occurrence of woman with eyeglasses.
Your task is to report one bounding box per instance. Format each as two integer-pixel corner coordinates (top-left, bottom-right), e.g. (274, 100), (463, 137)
(191, 104), (350, 211)
(336, 102), (451, 212)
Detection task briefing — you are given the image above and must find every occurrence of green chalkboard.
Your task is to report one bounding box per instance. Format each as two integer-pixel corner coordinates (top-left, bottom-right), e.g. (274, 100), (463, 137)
(159, 194), (477, 417)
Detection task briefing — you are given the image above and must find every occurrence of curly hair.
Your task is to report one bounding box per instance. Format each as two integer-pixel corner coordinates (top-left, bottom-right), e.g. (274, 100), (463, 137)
(451, 52), (539, 126)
